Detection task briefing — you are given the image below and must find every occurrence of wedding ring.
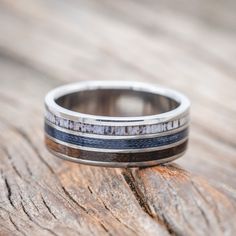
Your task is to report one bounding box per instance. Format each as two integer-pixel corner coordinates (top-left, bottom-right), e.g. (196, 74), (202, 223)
(44, 81), (190, 167)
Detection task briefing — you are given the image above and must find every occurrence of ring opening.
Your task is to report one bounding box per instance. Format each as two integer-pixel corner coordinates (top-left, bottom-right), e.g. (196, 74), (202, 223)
(55, 89), (180, 117)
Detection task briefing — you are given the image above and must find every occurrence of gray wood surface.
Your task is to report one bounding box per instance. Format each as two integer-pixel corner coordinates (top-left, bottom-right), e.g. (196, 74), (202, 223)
(0, 0), (236, 235)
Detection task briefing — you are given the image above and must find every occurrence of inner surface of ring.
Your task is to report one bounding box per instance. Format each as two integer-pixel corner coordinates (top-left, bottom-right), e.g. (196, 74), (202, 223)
(55, 89), (180, 117)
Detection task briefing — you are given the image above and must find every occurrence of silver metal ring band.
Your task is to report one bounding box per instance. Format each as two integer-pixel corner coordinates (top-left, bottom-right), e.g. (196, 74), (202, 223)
(44, 81), (190, 167)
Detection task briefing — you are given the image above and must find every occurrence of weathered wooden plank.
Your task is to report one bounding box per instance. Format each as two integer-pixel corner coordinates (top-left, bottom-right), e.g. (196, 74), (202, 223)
(0, 0), (235, 186)
(0, 44), (235, 236)
(0, 0), (235, 235)
(0, 58), (169, 236)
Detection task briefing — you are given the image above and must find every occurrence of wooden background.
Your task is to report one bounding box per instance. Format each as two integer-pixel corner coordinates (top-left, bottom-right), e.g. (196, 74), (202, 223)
(0, 0), (236, 235)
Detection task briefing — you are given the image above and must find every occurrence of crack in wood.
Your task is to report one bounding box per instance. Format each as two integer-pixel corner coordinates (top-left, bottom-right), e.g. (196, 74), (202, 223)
(2, 147), (23, 179)
(20, 202), (33, 222)
(4, 177), (15, 209)
(61, 186), (88, 213)
(29, 199), (40, 213)
(99, 223), (110, 235)
(87, 185), (137, 234)
(20, 202), (59, 236)
(61, 186), (111, 235)
(9, 215), (27, 236)
(87, 186), (93, 194)
(122, 169), (177, 235)
(41, 195), (57, 220)
(121, 169), (153, 216)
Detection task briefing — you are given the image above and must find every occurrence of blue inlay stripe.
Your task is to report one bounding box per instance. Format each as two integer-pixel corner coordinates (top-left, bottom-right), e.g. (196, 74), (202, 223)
(45, 123), (188, 150)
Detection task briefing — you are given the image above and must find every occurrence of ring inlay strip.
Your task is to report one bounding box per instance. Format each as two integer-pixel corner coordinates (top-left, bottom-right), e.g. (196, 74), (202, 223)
(45, 136), (188, 162)
(45, 109), (189, 136)
(45, 122), (188, 150)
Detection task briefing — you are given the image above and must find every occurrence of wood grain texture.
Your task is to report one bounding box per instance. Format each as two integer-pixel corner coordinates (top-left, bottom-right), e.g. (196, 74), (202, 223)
(0, 0), (235, 235)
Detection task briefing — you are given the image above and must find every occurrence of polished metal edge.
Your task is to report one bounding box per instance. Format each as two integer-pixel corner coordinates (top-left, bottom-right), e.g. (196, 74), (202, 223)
(45, 133), (188, 153)
(47, 148), (186, 167)
(45, 119), (189, 139)
(44, 81), (191, 125)
(46, 106), (190, 126)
